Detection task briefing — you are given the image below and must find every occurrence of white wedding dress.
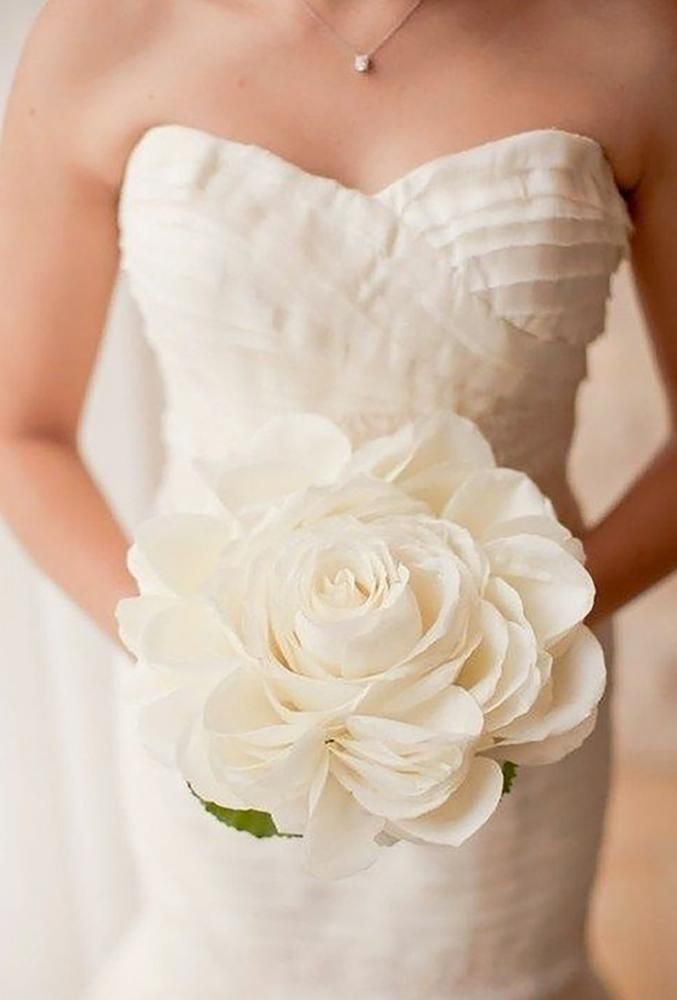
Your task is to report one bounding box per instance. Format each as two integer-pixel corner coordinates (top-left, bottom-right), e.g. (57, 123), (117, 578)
(93, 125), (633, 1000)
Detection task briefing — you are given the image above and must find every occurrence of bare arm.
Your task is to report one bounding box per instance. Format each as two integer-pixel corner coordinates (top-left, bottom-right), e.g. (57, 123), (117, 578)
(583, 33), (677, 624)
(0, 3), (138, 646)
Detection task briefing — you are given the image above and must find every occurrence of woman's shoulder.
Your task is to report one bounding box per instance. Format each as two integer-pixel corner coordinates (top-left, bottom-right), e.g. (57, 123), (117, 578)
(5, 1), (173, 187)
(562, 0), (677, 191)
(23, 0), (163, 70)
(606, 0), (677, 182)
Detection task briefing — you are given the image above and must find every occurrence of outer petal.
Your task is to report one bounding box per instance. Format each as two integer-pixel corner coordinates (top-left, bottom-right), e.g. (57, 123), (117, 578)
(270, 795), (309, 836)
(348, 411), (495, 480)
(442, 468), (555, 539)
(129, 513), (239, 596)
(215, 727), (326, 814)
(303, 771), (385, 879)
(135, 687), (192, 766)
(136, 598), (239, 669)
(260, 478), (425, 536)
(134, 669), (224, 770)
(328, 686), (483, 822)
(178, 715), (249, 810)
(393, 757), (503, 846)
(126, 657), (245, 808)
(212, 414), (353, 513)
(202, 669), (330, 812)
(115, 594), (176, 658)
(203, 667), (282, 734)
(490, 709), (600, 766)
(345, 411), (495, 513)
(495, 625), (606, 748)
(482, 515), (585, 561)
(486, 534), (595, 647)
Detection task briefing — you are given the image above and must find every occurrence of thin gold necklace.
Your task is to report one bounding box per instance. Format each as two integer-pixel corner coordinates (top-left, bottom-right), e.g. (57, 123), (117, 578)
(297, 0), (427, 74)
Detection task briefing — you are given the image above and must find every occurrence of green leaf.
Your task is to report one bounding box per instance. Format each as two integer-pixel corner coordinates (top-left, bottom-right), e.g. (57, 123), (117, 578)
(188, 784), (302, 839)
(501, 760), (518, 795)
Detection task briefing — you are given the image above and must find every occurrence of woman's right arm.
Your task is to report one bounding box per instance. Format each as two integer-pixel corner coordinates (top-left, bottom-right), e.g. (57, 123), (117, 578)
(0, 2), (142, 647)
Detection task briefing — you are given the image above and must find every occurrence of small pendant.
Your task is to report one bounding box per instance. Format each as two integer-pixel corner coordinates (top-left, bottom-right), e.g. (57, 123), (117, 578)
(353, 53), (372, 73)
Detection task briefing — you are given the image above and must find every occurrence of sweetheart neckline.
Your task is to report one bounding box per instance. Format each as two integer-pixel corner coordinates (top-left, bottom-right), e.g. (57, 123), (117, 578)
(119, 122), (633, 228)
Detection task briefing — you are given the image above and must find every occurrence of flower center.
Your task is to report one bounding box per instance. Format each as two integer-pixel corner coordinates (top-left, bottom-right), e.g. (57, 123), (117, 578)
(319, 566), (367, 608)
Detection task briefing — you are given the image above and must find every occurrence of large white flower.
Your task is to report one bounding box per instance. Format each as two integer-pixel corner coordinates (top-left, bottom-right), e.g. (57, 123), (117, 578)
(117, 411), (605, 879)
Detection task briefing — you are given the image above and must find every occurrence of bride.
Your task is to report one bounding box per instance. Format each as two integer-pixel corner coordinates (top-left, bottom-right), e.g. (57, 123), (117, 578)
(1, 1), (676, 997)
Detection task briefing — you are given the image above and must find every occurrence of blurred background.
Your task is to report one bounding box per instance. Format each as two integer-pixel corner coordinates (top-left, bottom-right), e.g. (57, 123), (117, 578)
(1, 4), (675, 999)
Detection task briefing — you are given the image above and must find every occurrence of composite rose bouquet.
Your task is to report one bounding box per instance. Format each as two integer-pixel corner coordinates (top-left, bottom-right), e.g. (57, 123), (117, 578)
(116, 411), (606, 879)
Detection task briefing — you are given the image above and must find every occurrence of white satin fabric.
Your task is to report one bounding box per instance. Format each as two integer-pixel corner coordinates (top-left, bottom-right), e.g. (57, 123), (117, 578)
(83, 124), (634, 1000)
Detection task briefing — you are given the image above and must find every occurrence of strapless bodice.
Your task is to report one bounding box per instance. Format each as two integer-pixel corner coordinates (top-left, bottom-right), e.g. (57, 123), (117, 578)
(117, 124), (633, 527)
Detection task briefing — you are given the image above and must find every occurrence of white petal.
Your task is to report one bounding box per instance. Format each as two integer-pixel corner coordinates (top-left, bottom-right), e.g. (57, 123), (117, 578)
(115, 594), (175, 658)
(260, 657), (364, 717)
(483, 577), (528, 626)
(139, 598), (238, 669)
(135, 688), (191, 767)
(483, 622), (539, 716)
(332, 690), (482, 823)
(270, 796), (308, 836)
(179, 717), (249, 809)
(348, 686), (483, 744)
(349, 411), (495, 480)
(203, 670), (329, 811)
(483, 648), (544, 732)
(486, 534), (595, 647)
(346, 412), (495, 513)
(400, 556), (476, 671)
(134, 671), (222, 769)
(393, 757), (503, 846)
(398, 684), (485, 738)
(267, 478), (425, 533)
(331, 744), (464, 821)
(482, 514), (585, 561)
(495, 625), (606, 748)
(490, 710), (600, 765)
(295, 577), (423, 679)
(224, 728), (326, 814)
(303, 771), (385, 880)
(443, 468), (554, 539)
(130, 513), (238, 596)
(456, 600), (509, 705)
(214, 414), (353, 512)
(204, 668), (281, 735)
(354, 650), (474, 719)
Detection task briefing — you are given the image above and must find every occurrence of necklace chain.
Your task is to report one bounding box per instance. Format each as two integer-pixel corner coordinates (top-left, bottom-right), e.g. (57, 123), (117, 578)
(297, 0), (427, 72)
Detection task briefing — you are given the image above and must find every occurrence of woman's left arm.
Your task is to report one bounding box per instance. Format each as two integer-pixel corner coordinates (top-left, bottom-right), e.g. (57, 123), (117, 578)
(583, 69), (677, 624)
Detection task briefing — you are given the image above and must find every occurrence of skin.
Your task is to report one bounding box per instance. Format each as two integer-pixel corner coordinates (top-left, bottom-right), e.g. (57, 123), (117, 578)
(0, 0), (675, 647)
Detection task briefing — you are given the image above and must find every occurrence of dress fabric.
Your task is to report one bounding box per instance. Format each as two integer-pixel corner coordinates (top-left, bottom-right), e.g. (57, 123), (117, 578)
(92, 125), (633, 1000)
